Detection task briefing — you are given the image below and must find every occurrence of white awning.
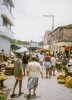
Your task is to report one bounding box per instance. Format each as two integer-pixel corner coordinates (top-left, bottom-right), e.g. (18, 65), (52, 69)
(15, 47), (28, 53)
(43, 45), (49, 49)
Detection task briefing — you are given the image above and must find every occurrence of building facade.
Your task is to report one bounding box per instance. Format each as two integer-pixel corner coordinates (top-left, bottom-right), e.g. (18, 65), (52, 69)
(44, 24), (72, 55)
(54, 24), (72, 55)
(0, 0), (15, 54)
(44, 30), (51, 49)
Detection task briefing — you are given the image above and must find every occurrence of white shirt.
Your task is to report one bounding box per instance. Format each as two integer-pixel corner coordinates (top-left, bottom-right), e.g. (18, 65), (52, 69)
(38, 54), (44, 62)
(27, 61), (42, 78)
(51, 57), (56, 66)
(68, 58), (72, 73)
(9, 51), (15, 58)
(68, 58), (72, 65)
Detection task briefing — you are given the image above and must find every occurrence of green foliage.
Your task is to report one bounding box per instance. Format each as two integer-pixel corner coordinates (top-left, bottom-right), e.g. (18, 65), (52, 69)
(0, 96), (6, 100)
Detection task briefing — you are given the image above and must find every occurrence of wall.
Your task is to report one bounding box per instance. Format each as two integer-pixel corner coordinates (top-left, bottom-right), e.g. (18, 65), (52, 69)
(0, 0), (14, 54)
(0, 0), (3, 4)
(0, 36), (11, 54)
(63, 28), (72, 42)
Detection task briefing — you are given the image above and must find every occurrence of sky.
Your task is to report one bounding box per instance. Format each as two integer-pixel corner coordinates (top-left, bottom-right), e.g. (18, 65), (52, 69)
(12, 0), (72, 42)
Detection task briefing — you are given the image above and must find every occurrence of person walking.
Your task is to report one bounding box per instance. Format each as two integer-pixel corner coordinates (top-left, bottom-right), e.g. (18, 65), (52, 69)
(61, 55), (68, 72)
(38, 52), (44, 68)
(27, 56), (43, 99)
(51, 55), (57, 76)
(1, 49), (5, 61)
(11, 53), (24, 97)
(22, 52), (29, 76)
(44, 52), (51, 78)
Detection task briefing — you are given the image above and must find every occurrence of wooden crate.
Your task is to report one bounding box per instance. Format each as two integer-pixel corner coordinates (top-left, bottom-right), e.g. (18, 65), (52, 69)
(5, 67), (14, 75)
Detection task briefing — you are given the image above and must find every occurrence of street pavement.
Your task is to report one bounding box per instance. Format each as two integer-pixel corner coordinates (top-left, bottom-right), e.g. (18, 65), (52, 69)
(4, 72), (72, 100)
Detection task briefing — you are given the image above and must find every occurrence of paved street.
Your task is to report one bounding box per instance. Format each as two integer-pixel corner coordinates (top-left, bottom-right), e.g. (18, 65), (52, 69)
(4, 74), (72, 100)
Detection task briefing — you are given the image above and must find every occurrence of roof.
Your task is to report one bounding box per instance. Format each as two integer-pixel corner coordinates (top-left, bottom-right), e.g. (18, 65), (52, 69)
(53, 24), (72, 33)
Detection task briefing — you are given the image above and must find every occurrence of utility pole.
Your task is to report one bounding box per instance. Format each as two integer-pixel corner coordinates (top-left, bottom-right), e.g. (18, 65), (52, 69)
(43, 15), (54, 31)
(43, 14), (54, 54)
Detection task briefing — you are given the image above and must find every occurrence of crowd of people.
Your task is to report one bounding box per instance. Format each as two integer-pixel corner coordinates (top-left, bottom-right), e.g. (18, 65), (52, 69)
(0, 49), (72, 99)
(10, 50), (72, 99)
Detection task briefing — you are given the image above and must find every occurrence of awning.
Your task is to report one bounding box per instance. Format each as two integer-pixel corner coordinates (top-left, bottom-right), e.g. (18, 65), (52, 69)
(15, 47), (28, 53)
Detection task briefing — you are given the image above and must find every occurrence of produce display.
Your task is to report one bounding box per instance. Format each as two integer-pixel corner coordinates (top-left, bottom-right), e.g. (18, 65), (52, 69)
(65, 76), (72, 88)
(0, 88), (10, 100)
(5, 64), (14, 75)
(57, 79), (65, 84)
(56, 61), (62, 70)
(1, 62), (8, 66)
(0, 90), (6, 100)
(0, 72), (7, 81)
(57, 72), (66, 80)
(57, 71), (72, 88)
(7, 64), (14, 68)
(57, 72), (66, 84)
(57, 61), (62, 64)
(0, 57), (15, 99)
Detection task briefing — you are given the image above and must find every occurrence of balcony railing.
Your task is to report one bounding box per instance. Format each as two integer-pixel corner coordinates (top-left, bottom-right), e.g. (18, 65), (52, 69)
(0, 26), (14, 39)
(0, 5), (14, 25)
(9, 0), (15, 7)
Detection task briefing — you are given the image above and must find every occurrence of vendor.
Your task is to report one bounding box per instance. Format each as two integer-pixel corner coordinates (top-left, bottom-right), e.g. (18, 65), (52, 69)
(9, 49), (15, 59)
(68, 55), (72, 75)
(0, 52), (2, 62)
(1, 49), (5, 61)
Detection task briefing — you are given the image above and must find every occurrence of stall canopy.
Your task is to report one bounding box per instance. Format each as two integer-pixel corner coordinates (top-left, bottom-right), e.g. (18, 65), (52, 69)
(15, 47), (28, 53)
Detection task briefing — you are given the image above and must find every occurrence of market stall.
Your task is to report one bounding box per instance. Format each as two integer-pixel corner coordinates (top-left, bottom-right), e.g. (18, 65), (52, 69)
(0, 72), (7, 88)
(5, 64), (14, 75)
(57, 71), (72, 88)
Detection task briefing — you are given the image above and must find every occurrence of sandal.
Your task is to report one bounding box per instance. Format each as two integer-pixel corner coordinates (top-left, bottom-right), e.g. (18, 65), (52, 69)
(53, 74), (56, 76)
(19, 92), (24, 95)
(33, 93), (36, 96)
(27, 94), (31, 99)
(10, 94), (16, 98)
(45, 76), (48, 78)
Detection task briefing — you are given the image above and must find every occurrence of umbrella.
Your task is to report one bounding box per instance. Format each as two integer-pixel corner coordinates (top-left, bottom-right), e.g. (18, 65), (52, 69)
(15, 47), (28, 53)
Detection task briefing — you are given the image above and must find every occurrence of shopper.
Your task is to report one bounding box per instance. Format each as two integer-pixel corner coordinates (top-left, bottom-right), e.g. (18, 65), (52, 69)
(22, 52), (29, 76)
(44, 52), (51, 78)
(51, 55), (57, 76)
(38, 52), (44, 68)
(11, 53), (24, 97)
(61, 55), (68, 72)
(27, 56), (43, 99)
(1, 49), (5, 61)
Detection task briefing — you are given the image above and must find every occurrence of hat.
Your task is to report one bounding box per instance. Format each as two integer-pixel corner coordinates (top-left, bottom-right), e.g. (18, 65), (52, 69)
(46, 52), (49, 54)
(31, 55), (36, 58)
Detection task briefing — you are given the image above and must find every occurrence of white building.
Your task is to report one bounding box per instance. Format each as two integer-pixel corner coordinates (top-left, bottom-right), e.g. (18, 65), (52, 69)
(0, 0), (15, 54)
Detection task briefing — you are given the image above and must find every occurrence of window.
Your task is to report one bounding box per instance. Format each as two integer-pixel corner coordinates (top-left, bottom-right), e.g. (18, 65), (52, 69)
(3, 17), (11, 29)
(3, 17), (8, 27)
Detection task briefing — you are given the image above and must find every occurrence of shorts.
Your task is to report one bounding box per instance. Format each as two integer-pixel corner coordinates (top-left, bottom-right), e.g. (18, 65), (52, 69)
(22, 64), (27, 69)
(44, 62), (51, 69)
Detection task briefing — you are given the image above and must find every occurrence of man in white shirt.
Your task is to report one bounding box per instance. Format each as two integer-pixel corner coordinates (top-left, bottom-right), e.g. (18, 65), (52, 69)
(27, 57), (43, 99)
(38, 53), (44, 68)
(51, 55), (56, 76)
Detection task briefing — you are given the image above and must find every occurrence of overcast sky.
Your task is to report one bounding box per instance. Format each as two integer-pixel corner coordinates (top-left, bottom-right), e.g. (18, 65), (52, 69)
(12, 0), (72, 42)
